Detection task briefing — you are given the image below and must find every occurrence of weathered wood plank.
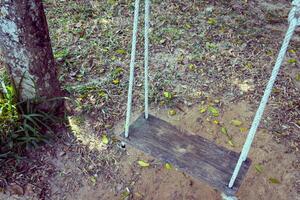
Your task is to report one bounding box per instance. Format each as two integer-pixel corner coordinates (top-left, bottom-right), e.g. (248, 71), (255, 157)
(120, 114), (251, 195)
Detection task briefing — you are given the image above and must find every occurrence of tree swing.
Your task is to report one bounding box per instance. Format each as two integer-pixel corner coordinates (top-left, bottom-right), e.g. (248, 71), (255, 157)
(120, 0), (300, 197)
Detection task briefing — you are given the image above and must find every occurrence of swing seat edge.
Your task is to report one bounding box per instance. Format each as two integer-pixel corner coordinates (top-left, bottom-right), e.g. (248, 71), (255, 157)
(119, 113), (251, 195)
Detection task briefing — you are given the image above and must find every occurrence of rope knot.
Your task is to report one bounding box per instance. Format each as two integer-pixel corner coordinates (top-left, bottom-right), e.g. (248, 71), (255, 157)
(289, 0), (300, 25)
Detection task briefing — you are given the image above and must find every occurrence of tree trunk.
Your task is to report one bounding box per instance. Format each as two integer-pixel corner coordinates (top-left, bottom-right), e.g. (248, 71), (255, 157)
(0, 0), (62, 108)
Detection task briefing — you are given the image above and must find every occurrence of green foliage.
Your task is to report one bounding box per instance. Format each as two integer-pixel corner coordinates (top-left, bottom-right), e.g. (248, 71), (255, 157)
(0, 84), (19, 139)
(162, 27), (183, 40)
(54, 48), (69, 60)
(205, 42), (218, 52)
(0, 78), (58, 158)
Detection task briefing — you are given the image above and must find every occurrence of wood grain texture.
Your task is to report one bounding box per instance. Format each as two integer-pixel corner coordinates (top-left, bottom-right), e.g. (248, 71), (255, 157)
(120, 114), (251, 195)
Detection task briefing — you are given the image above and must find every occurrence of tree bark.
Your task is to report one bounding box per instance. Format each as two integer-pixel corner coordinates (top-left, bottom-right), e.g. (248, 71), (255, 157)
(0, 0), (62, 106)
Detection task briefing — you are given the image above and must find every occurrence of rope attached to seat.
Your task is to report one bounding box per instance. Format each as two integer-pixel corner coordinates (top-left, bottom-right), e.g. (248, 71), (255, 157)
(125, 0), (151, 137)
(125, 0), (298, 191)
(125, 0), (140, 138)
(228, 0), (300, 188)
(144, 0), (150, 119)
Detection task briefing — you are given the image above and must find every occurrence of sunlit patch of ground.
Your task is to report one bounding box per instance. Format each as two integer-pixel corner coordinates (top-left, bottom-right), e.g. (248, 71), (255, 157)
(68, 116), (106, 151)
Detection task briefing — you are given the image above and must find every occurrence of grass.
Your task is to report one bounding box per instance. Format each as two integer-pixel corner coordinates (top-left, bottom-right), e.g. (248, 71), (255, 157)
(0, 72), (60, 159)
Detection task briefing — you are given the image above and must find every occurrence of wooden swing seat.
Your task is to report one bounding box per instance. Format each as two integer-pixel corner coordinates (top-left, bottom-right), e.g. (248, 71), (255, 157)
(120, 113), (251, 195)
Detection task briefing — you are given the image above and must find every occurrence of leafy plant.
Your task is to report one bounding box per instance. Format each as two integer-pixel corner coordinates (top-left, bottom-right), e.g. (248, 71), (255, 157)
(205, 42), (218, 52)
(53, 48), (69, 60)
(0, 77), (60, 158)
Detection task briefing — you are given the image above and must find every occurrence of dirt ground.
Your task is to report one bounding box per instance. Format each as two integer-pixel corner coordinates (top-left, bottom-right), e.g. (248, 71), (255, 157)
(1, 0), (300, 200)
(1, 103), (298, 200)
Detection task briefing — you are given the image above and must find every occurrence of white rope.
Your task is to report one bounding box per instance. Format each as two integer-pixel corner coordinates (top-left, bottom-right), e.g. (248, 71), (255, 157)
(289, 0), (300, 25)
(144, 0), (150, 119)
(228, 1), (300, 188)
(221, 193), (237, 200)
(125, 0), (140, 138)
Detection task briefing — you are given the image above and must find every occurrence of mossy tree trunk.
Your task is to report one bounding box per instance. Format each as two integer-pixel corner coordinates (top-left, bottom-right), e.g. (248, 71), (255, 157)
(0, 0), (62, 110)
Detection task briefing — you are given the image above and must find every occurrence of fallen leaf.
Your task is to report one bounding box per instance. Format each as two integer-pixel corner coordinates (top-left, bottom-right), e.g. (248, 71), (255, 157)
(164, 163), (172, 170)
(231, 120), (243, 127)
(98, 91), (107, 98)
(238, 82), (254, 92)
(112, 67), (123, 75)
(177, 54), (184, 63)
(138, 160), (150, 167)
(240, 127), (248, 133)
(213, 120), (219, 124)
(207, 18), (217, 25)
(272, 88), (281, 93)
(168, 109), (176, 116)
(214, 99), (220, 104)
(159, 38), (166, 44)
(116, 49), (126, 55)
(134, 192), (143, 198)
(255, 164), (263, 173)
(269, 177), (280, 184)
(90, 176), (97, 185)
(111, 55), (117, 61)
(112, 79), (120, 85)
(228, 140), (234, 147)
(184, 23), (192, 29)
(288, 58), (297, 64)
(188, 64), (196, 71)
(244, 62), (253, 69)
(208, 106), (219, 117)
(221, 127), (228, 135)
(288, 49), (296, 53)
(163, 91), (172, 99)
(295, 73), (300, 81)
(266, 50), (273, 56)
(102, 135), (109, 144)
(121, 190), (130, 199)
(199, 107), (206, 113)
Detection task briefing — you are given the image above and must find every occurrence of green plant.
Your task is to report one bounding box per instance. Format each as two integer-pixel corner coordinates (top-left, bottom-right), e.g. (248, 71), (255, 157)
(0, 77), (60, 158)
(0, 83), (19, 143)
